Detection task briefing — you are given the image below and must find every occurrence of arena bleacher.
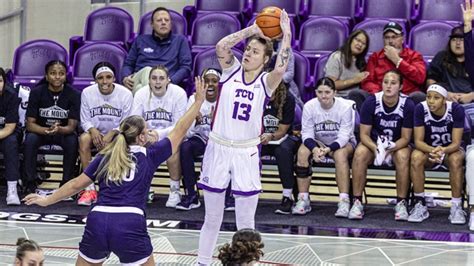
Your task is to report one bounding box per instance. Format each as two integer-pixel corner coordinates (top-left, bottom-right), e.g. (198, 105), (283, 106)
(1, 0), (465, 198)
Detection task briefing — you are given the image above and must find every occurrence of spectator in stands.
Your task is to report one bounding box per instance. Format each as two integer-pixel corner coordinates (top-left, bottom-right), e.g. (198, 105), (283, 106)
(270, 38), (303, 108)
(14, 238), (44, 266)
(325, 29), (370, 98)
(409, 84), (466, 224)
(218, 228), (264, 266)
(293, 77), (356, 217)
(175, 68), (220, 211)
(260, 82), (299, 215)
(462, 0), (474, 232)
(23, 60), (80, 195)
(77, 62), (133, 206)
(0, 67), (21, 205)
(427, 25), (474, 121)
(131, 65), (187, 208)
(349, 70), (414, 220)
(349, 22), (426, 110)
(122, 7), (192, 93)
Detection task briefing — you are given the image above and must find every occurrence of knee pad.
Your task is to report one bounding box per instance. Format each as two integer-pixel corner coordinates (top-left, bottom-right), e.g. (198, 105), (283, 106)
(295, 165), (312, 178)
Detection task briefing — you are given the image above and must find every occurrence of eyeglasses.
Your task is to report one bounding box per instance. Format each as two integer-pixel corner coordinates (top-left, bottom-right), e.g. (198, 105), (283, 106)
(383, 34), (402, 41)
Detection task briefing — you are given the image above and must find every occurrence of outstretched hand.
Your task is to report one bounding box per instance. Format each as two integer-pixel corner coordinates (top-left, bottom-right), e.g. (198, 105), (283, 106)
(462, 0), (474, 32)
(462, 0), (473, 23)
(280, 9), (291, 36)
(194, 76), (208, 103)
(23, 193), (49, 207)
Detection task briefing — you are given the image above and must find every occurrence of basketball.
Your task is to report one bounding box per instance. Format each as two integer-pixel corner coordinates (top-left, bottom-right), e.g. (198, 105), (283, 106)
(256, 6), (282, 39)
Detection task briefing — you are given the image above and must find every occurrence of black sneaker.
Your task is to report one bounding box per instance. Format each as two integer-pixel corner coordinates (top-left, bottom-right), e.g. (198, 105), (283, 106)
(175, 193), (201, 211)
(275, 196), (293, 215)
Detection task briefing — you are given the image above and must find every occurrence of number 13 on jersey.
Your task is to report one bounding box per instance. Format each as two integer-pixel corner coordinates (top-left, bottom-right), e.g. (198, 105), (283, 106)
(232, 101), (252, 121)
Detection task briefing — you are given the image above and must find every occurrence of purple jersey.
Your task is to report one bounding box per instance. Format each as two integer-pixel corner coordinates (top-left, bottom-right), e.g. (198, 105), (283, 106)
(414, 101), (465, 147)
(360, 92), (414, 142)
(84, 138), (172, 211)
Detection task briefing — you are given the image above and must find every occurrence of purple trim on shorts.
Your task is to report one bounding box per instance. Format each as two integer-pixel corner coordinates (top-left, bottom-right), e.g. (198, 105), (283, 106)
(197, 182), (226, 193)
(232, 189), (262, 196)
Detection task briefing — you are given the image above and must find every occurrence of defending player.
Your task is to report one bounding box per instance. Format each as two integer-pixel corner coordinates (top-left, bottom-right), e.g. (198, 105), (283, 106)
(23, 77), (207, 266)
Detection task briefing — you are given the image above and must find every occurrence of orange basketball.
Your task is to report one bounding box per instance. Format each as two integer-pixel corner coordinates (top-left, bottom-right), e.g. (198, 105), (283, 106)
(256, 6), (282, 39)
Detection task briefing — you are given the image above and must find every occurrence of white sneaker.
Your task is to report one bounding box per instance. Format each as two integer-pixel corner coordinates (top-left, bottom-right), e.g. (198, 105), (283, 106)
(448, 203), (466, 225)
(291, 196), (311, 215)
(6, 189), (20, 206)
(408, 202), (429, 223)
(394, 200), (408, 221)
(166, 191), (182, 208)
(335, 198), (350, 218)
(348, 199), (364, 220)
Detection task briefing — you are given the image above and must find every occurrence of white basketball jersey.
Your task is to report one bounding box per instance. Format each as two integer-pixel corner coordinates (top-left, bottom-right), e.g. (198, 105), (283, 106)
(212, 60), (271, 141)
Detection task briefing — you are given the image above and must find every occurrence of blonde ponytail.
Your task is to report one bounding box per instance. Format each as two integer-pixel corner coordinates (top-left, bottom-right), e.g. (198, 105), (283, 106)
(95, 115), (145, 184)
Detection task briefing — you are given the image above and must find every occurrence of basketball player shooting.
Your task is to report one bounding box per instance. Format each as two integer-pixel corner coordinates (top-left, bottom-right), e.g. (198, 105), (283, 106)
(195, 8), (292, 265)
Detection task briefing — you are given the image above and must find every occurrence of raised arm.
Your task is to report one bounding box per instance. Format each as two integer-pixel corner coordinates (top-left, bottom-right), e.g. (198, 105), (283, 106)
(166, 77), (207, 154)
(216, 24), (266, 70)
(462, 0), (474, 86)
(266, 10), (292, 93)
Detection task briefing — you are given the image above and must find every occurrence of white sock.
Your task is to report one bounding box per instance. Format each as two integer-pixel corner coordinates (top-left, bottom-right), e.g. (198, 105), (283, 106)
(414, 192), (424, 198)
(451, 197), (462, 206)
(299, 192), (309, 200)
(85, 183), (95, 191)
(170, 180), (180, 192)
(339, 193), (349, 201)
(7, 181), (18, 192)
(282, 189), (292, 198)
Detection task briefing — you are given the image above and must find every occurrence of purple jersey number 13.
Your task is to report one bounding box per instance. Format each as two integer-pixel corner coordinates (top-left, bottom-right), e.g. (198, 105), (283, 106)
(232, 101), (252, 121)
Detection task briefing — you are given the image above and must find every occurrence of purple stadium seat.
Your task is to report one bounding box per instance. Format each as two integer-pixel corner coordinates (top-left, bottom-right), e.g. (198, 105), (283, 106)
(415, 0), (464, 24)
(292, 50), (311, 102)
(300, 0), (361, 26)
(409, 21), (454, 62)
(190, 13), (242, 55)
(189, 47), (243, 95)
(361, 0), (415, 26)
(11, 39), (68, 87)
(353, 19), (407, 54)
(69, 6), (134, 64)
(250, 0), (300, 19)
(70, 42), (128, 91)
(138, 9), (187, 36)
(183, 0), (247, 30)
(298, 17), (348, 73)
(310, 54), (330, 101)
